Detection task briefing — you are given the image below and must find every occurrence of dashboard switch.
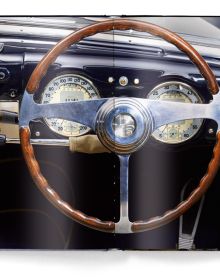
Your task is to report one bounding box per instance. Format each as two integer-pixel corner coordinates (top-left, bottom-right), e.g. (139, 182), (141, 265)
(108, 77), (114, 83)
(0, 68), (10, 82)
(134, 78), (140, 85)
(119, 76), (128, 86)
(0, 72), (6, 80)
(9, 89), (17, 98)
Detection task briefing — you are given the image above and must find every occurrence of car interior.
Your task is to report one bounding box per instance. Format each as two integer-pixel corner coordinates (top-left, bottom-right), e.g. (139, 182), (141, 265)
(0, 16), (220, 250)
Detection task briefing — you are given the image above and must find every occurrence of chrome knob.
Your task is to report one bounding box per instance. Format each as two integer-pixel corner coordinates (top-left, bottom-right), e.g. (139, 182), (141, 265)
(119, 76), (128, 86)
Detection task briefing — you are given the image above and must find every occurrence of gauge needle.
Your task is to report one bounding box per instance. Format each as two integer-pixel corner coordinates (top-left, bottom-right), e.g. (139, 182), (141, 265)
(161, 125), (167, 133)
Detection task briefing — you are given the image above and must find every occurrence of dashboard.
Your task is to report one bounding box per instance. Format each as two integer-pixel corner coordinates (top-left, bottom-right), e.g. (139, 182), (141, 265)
(39, 74), (204, 144)
(24, 54), (218, 150)
(1, 48), (218, 149)
(0, 22), (219, 150)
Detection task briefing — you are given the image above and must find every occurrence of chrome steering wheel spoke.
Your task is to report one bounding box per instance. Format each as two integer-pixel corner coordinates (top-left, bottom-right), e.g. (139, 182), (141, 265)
(143, 98), (220, 131)
(115, 154), (132, 234)
(113, 96), (220, 234)
(19, 91), (220, 151)
(19, 90), (107, 131)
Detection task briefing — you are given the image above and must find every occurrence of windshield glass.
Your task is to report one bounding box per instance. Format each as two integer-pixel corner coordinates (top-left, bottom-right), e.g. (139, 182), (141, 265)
(126, 17), (220, 39)
(1, 16), (220, 46)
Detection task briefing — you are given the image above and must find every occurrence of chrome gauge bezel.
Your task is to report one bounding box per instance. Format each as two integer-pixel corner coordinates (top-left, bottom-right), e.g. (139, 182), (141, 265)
(147, 81), (204, 144)
(41, 73), (100, 137)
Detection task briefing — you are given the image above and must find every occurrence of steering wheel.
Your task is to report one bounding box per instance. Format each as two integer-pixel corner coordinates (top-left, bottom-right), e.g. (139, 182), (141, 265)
(19, 19), (220, 234)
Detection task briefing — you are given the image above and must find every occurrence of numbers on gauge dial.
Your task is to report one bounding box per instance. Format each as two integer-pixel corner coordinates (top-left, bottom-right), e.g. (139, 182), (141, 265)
(41, 74), (99, 137)
(147, 82), (203, 144)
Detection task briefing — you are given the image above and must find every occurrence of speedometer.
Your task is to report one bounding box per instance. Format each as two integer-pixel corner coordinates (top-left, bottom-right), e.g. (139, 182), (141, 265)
(147, 81), (203, 144)
(41, 74), (100, 137)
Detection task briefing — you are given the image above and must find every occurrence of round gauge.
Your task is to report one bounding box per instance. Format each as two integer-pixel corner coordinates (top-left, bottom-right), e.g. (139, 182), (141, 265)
(41, 74), (100, 137)
(147, 81), (203, 144)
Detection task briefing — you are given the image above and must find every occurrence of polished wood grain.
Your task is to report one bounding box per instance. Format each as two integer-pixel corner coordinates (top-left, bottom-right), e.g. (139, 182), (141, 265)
(26, 19), (219, 95)
(19, 126), (115, 232)
(132, 131), (220, 232)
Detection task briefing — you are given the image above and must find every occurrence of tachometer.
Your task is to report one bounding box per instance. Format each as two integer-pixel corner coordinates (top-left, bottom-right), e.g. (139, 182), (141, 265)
(41, 74), (100, 137)
(147, 81), (203, 144)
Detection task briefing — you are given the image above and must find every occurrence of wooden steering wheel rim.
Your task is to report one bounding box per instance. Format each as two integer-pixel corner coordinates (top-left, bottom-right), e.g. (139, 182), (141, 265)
(20, 19), (220, 233)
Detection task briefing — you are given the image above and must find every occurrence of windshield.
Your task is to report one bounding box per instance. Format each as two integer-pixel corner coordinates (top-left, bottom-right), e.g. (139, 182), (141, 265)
(1, 16), (220, 47)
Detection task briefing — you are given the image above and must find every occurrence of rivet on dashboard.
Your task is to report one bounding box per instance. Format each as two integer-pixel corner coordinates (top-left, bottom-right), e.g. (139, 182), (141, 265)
(208, 128), (214, 134)
(35, 131), (40, 137)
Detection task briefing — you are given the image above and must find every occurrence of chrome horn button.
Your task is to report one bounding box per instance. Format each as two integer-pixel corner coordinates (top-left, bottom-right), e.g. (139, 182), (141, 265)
(112, 113), (136, 138)
(96, 98), (153, 154)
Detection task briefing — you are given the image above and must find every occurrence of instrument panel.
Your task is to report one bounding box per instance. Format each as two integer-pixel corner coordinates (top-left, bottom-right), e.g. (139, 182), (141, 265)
(41, 74), (204, 145)
(41, 74), (100, 137)
(147, 81), (203, 144)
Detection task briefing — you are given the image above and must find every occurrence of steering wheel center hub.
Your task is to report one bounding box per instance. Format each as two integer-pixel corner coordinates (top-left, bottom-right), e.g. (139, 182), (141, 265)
(112, 113), (136, 138)
(96, 98), (153, 154)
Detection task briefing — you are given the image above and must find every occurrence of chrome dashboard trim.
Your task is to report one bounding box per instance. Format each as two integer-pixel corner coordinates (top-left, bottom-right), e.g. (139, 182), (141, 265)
(6, 138), (69, 146)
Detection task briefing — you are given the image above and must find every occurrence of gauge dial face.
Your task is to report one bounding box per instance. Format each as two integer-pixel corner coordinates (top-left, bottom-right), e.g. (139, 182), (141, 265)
(41, 74), (100, 137)
(147, 82), (203, 144)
